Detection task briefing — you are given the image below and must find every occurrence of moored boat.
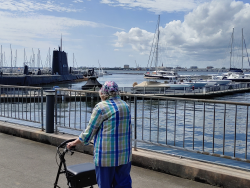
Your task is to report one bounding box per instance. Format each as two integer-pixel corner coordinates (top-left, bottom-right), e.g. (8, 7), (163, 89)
(81, 76), (102, 90)
(165, 83), (192, 90)
(133, 81), (169, 92)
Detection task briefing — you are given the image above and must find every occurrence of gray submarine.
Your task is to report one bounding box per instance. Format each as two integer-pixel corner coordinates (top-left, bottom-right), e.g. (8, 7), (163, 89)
(0, 46), (84, 86)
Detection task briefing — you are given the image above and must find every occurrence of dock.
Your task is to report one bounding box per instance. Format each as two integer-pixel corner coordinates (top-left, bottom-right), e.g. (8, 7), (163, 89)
(153, 87), (250, 98)
(0, 83), (250, 103)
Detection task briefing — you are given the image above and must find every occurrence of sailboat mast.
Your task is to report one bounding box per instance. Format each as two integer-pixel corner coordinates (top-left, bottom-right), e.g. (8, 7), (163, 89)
(24, 48), (26, 67)
(15, 50), (17, 67)
(10, 44), (12, 73)
(242, 28), (244, 69)
(49, 47), (51, 68)
(0, 45), (2, 68)
(155, 15), (160, 73)
(230, 28), (234, 69)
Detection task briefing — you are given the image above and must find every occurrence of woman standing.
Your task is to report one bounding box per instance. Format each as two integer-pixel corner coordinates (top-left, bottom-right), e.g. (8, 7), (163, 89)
(67, 81), (132, 188)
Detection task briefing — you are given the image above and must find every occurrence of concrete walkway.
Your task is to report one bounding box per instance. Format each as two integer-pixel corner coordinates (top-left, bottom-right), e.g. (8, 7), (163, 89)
(1, 119), (250, 188)
(0, 132), (216, 188)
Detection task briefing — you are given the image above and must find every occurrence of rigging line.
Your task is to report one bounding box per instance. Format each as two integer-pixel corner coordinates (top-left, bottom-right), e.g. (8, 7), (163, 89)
(244, 39), (250, 65)
(147, 15), (160, 68)
(230, 28), (234, 68)
(155, 16), (160, 70)
(150, 36), (158, 68)
(147, 32), (156, 68)
(151, 26), (160, 69)
(222, 32), (233, 68)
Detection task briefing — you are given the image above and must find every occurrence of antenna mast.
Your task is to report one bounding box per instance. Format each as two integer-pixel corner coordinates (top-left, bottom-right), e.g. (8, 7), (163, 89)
(61, 34), (62, 51)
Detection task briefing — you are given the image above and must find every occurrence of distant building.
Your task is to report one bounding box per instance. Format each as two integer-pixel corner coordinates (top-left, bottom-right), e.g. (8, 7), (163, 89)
(190, 66), (198, 69)
(124, 64), (129, 69)
(165, 67), (173, 70)
(175, 66), (186, 71)
(207, 66), (214, 69)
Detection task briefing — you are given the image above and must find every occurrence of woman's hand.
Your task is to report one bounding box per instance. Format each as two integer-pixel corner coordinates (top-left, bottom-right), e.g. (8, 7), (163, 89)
(67, 138), (81, 149)
(67, 141), (76, 149)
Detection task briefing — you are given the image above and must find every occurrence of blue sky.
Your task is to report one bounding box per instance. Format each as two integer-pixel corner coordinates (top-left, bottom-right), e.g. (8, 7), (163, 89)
(0, 0), (250, 69)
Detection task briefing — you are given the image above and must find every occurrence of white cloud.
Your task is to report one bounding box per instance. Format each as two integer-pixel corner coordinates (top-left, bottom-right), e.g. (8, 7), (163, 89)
(0, 0), (80, 12)
(0, 10), (123, 45)
(0, 12), (108, 43)
(0, 9), (124, 67)
(73, 0), (83, 3)
(114, 0), (250, 68)
(114, 27), (154, 53)
(101, 0), (209, 13)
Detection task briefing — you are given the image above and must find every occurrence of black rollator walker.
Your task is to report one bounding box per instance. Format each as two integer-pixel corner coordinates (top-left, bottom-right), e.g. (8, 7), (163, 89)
(54, 139), (97, 188)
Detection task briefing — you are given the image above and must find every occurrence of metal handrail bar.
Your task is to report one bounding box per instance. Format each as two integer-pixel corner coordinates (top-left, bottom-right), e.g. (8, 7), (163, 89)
(54, 88), (250, 162)
(136, 142), (250, 173)
(61, 89), (250, 106)
(133, 138), (250, 163)
(0, 85), (44, 129)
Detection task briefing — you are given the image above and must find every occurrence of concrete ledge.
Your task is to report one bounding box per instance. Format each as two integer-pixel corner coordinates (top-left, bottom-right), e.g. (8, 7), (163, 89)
(1, 121), (250, 188)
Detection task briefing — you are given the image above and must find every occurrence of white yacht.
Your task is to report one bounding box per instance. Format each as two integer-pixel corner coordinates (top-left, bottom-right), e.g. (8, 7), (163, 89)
(206, 75), (232, 85)
(222, 29), (250, 82)
(133, 80), (191, 92)
(144, 70), (179, 80)
(144, 16), (180, 81)
(165, 82), (193, 90)
(133, 81), (169, 92)
(184, 81), (210, 88)
(222, 68), (250, 82)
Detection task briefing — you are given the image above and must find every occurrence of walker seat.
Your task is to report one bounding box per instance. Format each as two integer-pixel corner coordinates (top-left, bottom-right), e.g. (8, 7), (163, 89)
(67, 163), (97, 188)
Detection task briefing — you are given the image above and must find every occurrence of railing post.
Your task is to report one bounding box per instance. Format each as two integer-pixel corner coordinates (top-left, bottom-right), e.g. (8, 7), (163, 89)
(134, 96), (137, 151)
(0, 86), (1, 116)
(174, 100), (177, 146)
(45, 90), (55, 133)
(245, 106), (249, 159)
(41, 88), (44, 131)
(55, 89), (58, 133)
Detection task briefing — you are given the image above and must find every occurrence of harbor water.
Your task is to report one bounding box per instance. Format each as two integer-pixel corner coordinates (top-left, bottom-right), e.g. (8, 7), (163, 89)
(47, 70), (250, 159)
(2, 70), (250, 161)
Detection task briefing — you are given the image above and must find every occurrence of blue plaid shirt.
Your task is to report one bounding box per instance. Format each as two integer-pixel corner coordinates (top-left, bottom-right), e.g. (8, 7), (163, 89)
(79, 95), (132, 167)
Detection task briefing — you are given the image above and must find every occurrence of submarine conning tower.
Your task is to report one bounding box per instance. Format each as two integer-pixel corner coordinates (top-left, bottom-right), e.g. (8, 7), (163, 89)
(52, 46), (69, 75)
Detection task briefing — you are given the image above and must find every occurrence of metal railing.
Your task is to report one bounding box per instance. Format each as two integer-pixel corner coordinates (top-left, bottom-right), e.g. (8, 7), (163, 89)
(54, 89), (250, 162)
(0, 85), (44, 130)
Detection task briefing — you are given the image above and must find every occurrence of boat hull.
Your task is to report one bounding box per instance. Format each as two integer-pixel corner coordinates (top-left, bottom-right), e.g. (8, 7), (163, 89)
(225, 78), (250, 82)
(0, 74), (83, 86)
(167, 84), (192, 90)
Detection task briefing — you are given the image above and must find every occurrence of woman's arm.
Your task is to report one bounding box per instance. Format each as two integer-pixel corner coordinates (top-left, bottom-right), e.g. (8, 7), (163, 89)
(79, 105), (103, 145)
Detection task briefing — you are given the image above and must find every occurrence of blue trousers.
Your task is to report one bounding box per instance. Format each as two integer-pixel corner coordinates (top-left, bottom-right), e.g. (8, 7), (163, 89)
(95, 162), (132, 188)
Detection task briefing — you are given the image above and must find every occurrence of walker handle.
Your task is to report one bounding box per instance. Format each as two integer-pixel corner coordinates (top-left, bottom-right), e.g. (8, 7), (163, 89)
(57, 139), (76, 149)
